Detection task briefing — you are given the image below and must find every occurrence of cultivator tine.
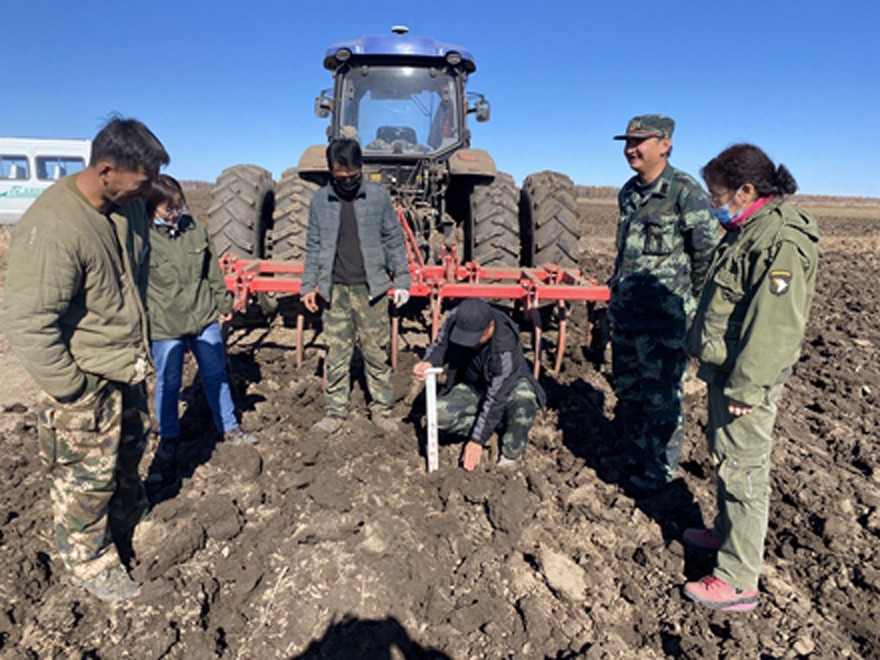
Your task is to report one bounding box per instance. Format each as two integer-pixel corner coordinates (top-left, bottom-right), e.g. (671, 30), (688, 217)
(553, 301), (568, 376)
(430, 291), (442, 340)
(391, 310), (400, 370)
(295, 312), (305, 368)
(531, 307), (543, 380)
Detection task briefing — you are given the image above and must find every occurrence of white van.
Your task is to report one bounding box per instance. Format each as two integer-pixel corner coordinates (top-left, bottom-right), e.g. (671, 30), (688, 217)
(0, 137), (91, 224)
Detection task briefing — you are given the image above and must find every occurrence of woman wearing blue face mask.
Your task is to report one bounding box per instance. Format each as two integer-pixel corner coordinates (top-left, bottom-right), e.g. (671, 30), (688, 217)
(145, 175), (257, 480)
(682, 144), (819, 612)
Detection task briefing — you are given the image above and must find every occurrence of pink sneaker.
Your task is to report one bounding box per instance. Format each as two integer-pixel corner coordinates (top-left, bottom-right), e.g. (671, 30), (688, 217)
(682, 527), (722, 552)
(684, 575), (758, 612)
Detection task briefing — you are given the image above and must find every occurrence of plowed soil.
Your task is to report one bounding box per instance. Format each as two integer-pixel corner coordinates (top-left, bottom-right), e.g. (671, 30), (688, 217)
(0, 195), (878, 658)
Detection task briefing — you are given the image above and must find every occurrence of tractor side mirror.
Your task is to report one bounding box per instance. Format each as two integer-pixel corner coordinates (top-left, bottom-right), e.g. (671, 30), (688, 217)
(467, 93), (491, 122)
(474, 99), (490, 122)
(315, 89), (334, 118)
(315, 98), (332, 119)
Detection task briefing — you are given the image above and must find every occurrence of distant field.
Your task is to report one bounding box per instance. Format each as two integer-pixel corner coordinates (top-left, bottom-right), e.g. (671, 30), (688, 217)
(576, 196), (880, 221)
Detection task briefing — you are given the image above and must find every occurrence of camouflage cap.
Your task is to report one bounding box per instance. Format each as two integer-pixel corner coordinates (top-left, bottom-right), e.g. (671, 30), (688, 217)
(613, 115), (675, 140)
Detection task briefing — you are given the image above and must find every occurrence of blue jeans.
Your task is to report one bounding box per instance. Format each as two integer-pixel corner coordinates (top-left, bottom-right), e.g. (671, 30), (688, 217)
(151, 321), (238, 439)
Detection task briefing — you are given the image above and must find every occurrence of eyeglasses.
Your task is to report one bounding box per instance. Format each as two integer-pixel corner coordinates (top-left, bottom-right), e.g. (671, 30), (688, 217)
(157, 205), (187, 221)
(708, 189), (735, 206)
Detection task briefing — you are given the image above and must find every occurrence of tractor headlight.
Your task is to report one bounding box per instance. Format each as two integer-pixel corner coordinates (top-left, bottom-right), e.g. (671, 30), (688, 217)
(335, 48), (352, 63)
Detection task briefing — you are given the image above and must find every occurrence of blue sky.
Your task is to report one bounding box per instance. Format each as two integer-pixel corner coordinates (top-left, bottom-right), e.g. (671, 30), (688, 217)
(4, 1), (878, 196)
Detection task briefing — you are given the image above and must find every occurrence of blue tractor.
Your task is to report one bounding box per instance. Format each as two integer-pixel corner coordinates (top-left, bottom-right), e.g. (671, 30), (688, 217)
(208, 26), (581, 271)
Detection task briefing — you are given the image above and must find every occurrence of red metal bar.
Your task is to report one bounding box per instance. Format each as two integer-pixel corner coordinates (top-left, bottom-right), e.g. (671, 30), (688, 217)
(219, 250), (610, 375)
(396, 206), (425, 269)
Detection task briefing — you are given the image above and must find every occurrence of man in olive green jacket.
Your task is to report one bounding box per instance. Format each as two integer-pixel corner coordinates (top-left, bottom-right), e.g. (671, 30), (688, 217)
(1, 117), (169, 602)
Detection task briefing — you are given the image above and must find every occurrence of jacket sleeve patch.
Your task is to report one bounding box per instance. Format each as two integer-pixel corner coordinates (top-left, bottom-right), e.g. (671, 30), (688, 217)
(769, 270), (792, 296)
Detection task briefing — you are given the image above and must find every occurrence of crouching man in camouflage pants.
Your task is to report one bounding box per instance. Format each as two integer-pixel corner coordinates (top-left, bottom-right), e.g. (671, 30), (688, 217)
(1, 117), (169, 602)
(413, 300), (545, 471)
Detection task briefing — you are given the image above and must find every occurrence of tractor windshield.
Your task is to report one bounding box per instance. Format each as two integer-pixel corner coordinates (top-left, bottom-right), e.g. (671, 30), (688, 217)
(338, 65), (460, 157)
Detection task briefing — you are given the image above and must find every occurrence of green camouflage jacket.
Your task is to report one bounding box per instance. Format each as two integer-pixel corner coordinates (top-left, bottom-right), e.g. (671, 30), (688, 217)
(1, 175), (151, 401)
(147, 215), (232, 341)
(688, 198), (819, 406)
(609, 164), (719, 332)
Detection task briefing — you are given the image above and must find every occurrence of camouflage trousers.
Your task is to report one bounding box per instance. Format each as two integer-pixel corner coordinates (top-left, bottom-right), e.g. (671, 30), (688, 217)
(37, 381), (150, 579)
(324, 283), (394, 418)
(611, 328), (687, 482)
(436, 378), (537, 460)
(708, 376), (785, 591)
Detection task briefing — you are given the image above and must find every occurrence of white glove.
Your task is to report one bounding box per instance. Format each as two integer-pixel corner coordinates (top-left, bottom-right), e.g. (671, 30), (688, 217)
(392, 288), (410, 308)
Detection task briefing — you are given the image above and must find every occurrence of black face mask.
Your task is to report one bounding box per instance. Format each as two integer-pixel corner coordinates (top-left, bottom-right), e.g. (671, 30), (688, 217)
(332, 174), (362, 200)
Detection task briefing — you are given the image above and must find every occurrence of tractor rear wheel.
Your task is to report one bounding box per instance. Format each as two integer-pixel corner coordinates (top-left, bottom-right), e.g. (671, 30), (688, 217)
(207, 165), (275, 259)
(468, 171), (520, 268)
(519, 171), (581, 268)
(272, 168), (321, 262)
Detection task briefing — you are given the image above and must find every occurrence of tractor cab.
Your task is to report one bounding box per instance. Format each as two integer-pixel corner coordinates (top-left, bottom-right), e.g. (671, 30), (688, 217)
(317, 25), (488, 164)
(209, 25), (581, 275)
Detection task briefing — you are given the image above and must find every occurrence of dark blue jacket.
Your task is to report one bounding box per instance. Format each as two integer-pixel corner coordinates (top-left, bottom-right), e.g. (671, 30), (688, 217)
(423, 306), (545, 445)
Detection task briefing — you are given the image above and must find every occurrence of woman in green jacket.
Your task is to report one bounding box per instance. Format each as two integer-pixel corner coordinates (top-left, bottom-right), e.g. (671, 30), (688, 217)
(146, 175), (257, 466)
(682, 144), (819, 612)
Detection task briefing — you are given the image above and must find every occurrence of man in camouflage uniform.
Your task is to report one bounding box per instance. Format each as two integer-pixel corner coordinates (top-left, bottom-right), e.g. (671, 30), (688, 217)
(606, 115), (719, 493)
(413, 300), (545, 471)
(301, 139), (410, 433)
(1, 117), (169, 601)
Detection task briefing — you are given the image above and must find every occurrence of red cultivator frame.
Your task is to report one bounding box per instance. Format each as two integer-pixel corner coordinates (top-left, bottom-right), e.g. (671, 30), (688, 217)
(220, 208), (610, 377)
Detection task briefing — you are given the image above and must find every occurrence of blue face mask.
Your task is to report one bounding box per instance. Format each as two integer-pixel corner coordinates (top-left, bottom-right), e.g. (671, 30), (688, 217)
(711, 204), (735, 226)
(710, 187), (743, 228)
